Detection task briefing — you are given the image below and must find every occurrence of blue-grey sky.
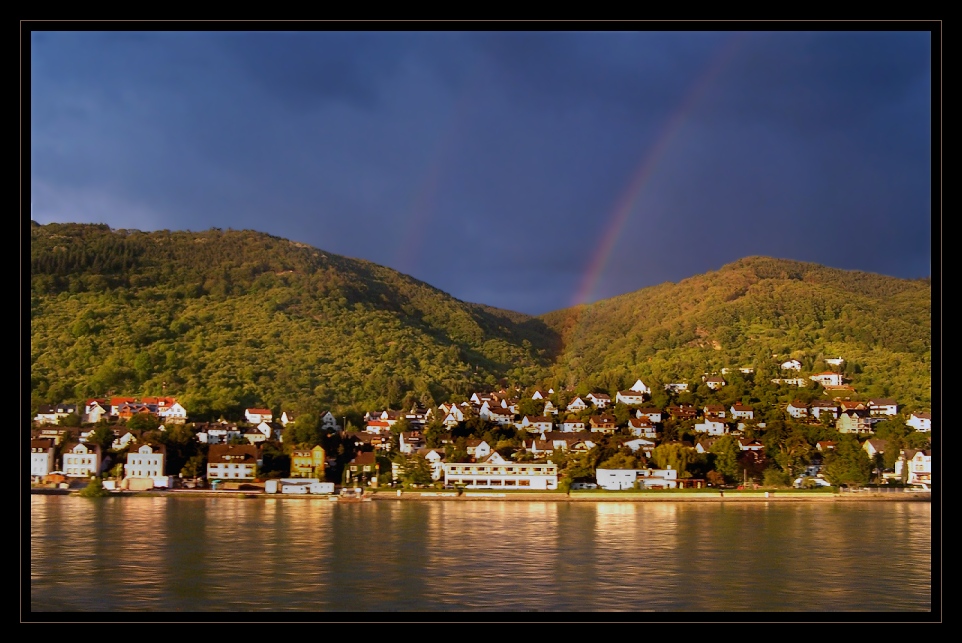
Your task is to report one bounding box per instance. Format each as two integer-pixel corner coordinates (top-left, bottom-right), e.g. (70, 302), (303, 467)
(29, 30), (933, 315)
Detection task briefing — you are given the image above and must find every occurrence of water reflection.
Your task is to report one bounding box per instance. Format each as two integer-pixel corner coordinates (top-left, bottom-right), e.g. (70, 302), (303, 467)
(30, 497), (931, 612)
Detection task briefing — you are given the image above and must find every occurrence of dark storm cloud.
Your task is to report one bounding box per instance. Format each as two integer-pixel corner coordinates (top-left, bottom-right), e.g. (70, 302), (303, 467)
(29, 29), (933, 315)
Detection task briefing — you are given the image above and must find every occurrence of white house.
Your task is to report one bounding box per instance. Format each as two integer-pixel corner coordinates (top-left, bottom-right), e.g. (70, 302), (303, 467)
(83, 400), (110, 424)
(465, 439), (492, 461)
(664, 383), (688, 394)
(825, 357), (845, 367)
(399, 431), (425, 454)
(730, 403), (754, 420)
(566, 396), (588, 412)
(780, 359), (803, 371)
(560, 419), (586, 433)
(484, 406), (516, 426)
(693, 417), (727, 436)
(442, 453), (558, 490)
(868, 399), (898, 416)
(623, 438), (656, 456)
(526, 439), (556, 459)
(280, 411), (297, 427)
(586, 393), (611, 409)
(207, 444), (259, 480)
(596, 467), (678, 490)
(908, 450), (931, 485)
(786, 401), (809, 419)
(519, 415), (554, 433)
(629, 379), (650, 395)
(704, 377), (726, 390)
(810, 401), (838, 421)
(31, 438), (56, 478)
(542, 400), (559, 416)
(124, 444), (166, 481)
(418, 448), (446, 481)
(256, 421), (283, 441)
(34, 403), (78, 425)
(615, 390), (646, 405)
(771, 378), (808, 387)
(531, 390), (550, 400)
(907, 412), (931, 432)
(144, 398), (187, 424)
(62, 442), (100, 478)
(627, 418), (658, 438)
(442, 405), (465, 426)
(197, 423), (241, 445)
(809, 372), (843, 387)
(245, 408), (273, 424)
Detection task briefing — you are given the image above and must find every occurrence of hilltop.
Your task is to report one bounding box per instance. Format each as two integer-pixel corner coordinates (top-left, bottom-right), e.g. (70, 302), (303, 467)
(29, 224), (932, 417)
(29, 222), (555, 418)
(538, 256), (931, 409)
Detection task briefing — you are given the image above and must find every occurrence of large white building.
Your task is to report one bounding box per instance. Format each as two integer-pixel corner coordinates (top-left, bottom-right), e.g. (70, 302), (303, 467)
(62, 443), (100, 478)
(207, 444), (259, 480)
(31, 439), (56, 478)
(442, 453), (558, 490)
(124, 444), (166, 480)
(596, 467), (678, 490)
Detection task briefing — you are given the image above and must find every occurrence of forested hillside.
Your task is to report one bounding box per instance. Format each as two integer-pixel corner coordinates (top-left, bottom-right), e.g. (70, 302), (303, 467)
(538, 256), (932, 409)
(30, 222), (556, 419)
(30, 224), (932, 419)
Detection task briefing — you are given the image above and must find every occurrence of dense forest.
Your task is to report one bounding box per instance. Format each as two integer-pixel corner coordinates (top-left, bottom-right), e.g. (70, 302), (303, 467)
(29, 223), (932, 420)
(538, 256), (932, 410)
(30, 222), (555, 419)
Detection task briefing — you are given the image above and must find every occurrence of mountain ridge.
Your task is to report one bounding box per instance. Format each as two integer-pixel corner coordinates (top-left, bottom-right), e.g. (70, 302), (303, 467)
(29, 223), (932, 417)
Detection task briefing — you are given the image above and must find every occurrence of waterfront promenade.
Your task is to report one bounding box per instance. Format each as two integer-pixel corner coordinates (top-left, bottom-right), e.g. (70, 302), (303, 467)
(30, 486), (931, 502)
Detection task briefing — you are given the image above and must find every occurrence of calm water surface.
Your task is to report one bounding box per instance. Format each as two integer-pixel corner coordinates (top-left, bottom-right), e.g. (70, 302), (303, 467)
(30, 496), (931, 612)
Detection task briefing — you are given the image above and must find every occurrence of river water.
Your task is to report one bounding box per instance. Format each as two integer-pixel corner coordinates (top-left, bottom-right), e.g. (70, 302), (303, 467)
(29, 495), (932, 613)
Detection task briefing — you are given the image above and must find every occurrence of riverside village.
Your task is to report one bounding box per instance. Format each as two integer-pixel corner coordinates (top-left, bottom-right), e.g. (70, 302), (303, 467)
(30, 357), (932, 499)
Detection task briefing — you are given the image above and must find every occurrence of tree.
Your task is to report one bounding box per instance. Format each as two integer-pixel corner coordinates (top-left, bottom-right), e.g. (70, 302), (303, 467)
(86, 424), (116, 452)
(127, 413), (161, 431)
(59, 412), (82, 427)
(822, 436), (872, 487)
(773, 431), (812, 478)
(399, 453), (434, 487)
(284, 413), (324, 449)
(598, 451), (640, 470)
(651, 443), (696, 478)
(423, 420), (447, 448)
(706, 470), (725, 488)
(709, 435), (742, 483)
(180, 454), (206, 478)
(78, 476), (110, 497)
(762, 467), (792, 488)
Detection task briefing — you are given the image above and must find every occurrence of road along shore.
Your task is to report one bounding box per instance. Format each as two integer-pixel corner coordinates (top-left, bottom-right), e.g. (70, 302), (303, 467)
(34, 488), (931, 502)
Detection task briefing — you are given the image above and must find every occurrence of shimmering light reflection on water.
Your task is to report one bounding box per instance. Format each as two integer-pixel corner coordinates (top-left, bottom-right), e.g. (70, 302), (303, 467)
(30, 497), (930, 612)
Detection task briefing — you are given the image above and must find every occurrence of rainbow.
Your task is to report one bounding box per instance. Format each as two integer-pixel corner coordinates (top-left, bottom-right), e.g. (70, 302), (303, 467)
(570, 34), (745, 308)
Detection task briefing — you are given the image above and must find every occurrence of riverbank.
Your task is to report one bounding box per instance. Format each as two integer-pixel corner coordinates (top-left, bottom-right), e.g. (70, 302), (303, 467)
(31, 487), (931, 502)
